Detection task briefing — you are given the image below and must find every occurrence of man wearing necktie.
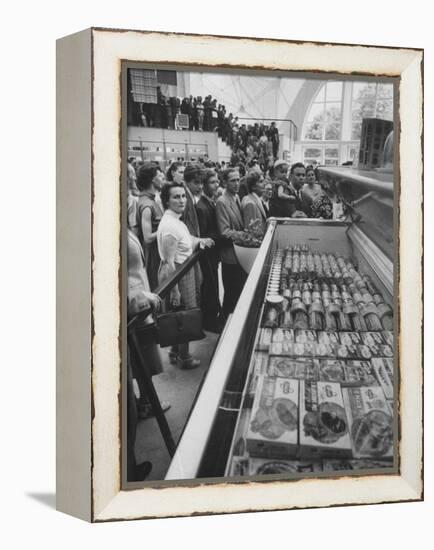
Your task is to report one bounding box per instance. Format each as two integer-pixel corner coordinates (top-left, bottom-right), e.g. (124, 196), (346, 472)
(216, 168), (248, 317)
(261, 181), (273, 218)
(290, 162), (307, 214)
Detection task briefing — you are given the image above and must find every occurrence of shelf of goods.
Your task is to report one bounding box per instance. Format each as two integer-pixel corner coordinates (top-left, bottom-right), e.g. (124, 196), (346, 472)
(165, 216), (395, 481)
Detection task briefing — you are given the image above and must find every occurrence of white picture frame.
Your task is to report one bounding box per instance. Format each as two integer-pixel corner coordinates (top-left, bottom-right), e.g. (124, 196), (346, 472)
(56, 27), (423, 522)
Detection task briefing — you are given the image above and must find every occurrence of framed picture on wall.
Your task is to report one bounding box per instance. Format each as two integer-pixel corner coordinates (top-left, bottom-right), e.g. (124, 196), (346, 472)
(57, 28), (423, 522)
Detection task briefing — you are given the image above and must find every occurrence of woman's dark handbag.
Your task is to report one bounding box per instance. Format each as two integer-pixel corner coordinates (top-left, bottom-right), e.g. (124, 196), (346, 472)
(157, 307), (206, 348)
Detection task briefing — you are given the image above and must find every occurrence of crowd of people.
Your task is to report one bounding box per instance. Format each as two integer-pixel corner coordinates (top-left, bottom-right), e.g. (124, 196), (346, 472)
(133, 89), (281, 173)
(126, 156), (344, 480)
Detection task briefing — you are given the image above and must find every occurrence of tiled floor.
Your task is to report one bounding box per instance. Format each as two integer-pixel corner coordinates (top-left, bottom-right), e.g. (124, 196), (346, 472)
(135, 331), (220, 480)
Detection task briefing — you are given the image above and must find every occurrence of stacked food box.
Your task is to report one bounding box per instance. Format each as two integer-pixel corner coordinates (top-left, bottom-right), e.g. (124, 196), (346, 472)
(228, 245), (395, 476)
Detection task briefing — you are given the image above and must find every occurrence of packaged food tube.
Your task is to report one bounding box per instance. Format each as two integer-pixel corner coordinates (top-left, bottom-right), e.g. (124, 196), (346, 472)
(324, 311), (339, 332)
(356, 279), (368, 292)
(321, 290), (331, 303)
(341, 290), (352, 303)
(338, 311), (352, 331)
(359, 303), (383, 331)
(280, 298), (290, 312)
(324, 302), (341, 331)
(352, 291), (364, 305)
(342, 269), (353, 285)
(308, 302), (325, 331)
(337, 256), (347, 269)
(280, 310), (293, 329)
(377, 303), (393, 331)
(362, 292), (374, 305)
(363, 275), (378, 295)
(373, 293), (385, 306)
(302, 289), (312, 307)
(284, 253), (292, 271)
(312, 290), (322, 302)
(291, 299), (309, 330)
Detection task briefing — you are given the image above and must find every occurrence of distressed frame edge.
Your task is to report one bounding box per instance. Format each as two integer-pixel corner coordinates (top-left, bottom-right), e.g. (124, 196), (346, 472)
(56, 27), (93, 522)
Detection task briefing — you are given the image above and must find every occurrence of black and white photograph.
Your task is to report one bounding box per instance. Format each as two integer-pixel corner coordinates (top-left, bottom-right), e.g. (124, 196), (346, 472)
(125, 66), (397, 484)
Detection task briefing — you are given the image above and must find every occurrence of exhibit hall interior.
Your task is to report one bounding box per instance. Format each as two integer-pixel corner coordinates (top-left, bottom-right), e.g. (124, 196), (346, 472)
(125, 66), (396, 483)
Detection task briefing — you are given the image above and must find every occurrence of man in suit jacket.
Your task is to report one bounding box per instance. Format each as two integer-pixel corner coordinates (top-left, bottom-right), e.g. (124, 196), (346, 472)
(241, 170), (267, 236)
(181, 163), (202, 237)
(196, 169), (223, 331)
(261, 180), (273, 218)
(215, 168), (248, 317)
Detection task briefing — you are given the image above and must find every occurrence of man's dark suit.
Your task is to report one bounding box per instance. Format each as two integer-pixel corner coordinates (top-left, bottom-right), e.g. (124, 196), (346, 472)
(215, 190), (247, 317)
(182, 186), (200, 237)
(196, 195), (222, 331)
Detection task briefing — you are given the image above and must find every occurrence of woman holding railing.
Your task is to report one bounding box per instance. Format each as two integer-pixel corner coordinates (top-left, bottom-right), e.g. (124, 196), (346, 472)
(157, 182), (214, 369)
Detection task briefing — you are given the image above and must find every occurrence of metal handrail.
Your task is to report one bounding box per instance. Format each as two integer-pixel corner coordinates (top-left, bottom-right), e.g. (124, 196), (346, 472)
(127, 249), (203, 328)
(318, 166), (393, 197)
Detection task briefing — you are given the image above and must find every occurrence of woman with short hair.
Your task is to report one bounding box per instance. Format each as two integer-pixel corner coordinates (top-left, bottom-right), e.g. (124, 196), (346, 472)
(136, 162), (165, 290)
(166, 161), (185, 184)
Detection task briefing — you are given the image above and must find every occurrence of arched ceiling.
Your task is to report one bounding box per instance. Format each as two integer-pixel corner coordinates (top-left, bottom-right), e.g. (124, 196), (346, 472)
(184, 72), (306, 128)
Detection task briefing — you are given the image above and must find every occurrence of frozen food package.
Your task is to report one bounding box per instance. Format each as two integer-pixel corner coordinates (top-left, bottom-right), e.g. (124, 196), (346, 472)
(317, 331), (339, 345)
(382, 331), (394, 347)
(246, 375), (299, 458)
(360, 332), (385, 346)
(299, 380), (352, 459)
(272, 328), (294, 343)
(339, 332), (362, 346)
(313, 343), (335, 358)
(257, 328), (272, 350)
(253, 351), (269, 376)
(371, 358), (394, 399)
(342, 386), (394, 459)
(318, 360), (346, 383)
(343, 360), (378, 386)
(322, 459), (392, 472)
(295, 329), (317, 343)
(267, 356), (319, 380)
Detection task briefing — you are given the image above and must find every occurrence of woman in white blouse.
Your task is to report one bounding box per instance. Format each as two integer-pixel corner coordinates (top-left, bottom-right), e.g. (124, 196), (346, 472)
(157, 182), (214, 369)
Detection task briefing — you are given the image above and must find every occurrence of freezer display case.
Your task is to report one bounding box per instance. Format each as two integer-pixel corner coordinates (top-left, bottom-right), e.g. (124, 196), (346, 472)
(166, 181), (395, 481)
